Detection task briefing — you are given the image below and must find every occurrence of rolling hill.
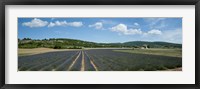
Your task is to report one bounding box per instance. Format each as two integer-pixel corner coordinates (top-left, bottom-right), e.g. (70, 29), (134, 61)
(18, 38), (182, 49)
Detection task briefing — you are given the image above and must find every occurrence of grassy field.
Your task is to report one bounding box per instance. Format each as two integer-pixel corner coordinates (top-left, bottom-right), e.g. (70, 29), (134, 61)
(18, 48), (81, 56)
(114, 48), (182, 58)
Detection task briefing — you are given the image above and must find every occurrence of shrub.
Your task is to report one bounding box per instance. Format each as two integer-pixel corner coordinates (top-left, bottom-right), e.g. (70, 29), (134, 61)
(53, 45), (62, 49)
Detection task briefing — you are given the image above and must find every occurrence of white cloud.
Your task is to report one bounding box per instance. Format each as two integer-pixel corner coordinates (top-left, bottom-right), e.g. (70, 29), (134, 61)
(22, 18), (48, 28)
(110, 24), (163, 36)
(126, 29), (143, 35)
(48, 22), (56, 27)
(47, 21), (83, 27)
(134, 22), (139, 26)
(89, 22), (103, 29)
(55, 21), (67, 26)
(147, 29), (162, 35)
(130, 22), (140, 28)
(141, 28), (182, 43)
(110, 24), (142, 35)
(110, 24), (127, 33)
(68, 22), (83, 27)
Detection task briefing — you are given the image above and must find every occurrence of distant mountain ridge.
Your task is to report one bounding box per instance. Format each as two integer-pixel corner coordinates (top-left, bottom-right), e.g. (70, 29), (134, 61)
(18, 38), (182, 49)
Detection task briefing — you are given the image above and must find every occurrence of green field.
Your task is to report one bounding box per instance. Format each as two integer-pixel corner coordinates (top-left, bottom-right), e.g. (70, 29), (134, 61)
(114, 48), (182, 57)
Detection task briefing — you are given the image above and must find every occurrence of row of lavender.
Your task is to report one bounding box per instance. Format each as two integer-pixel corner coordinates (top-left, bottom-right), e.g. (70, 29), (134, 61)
(18, 49), (182, 71)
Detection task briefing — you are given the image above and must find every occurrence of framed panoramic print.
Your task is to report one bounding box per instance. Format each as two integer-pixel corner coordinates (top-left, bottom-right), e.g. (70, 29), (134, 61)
(0, 0), (200, 89)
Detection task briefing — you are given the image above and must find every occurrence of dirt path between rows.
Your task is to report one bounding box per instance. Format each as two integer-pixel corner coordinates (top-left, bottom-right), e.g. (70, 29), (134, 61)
(67, 51), (98, 71)
(81, 51), (85, 71)
(84, 52), (98, 71)
(67, 51), (81, 71)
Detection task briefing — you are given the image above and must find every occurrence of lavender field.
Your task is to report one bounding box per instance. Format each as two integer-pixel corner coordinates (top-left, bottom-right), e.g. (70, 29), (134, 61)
(18, 49), (182, 71)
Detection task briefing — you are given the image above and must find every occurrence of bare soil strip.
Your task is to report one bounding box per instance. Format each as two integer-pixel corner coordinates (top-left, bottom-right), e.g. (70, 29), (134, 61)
(81, 51), (85, 71)
(67, 51), (81, 71)
(90, 60), (98, 71)
(85, 52), (98, 71)
(50, 51), (79, 71)
(166, 67), (182, 71)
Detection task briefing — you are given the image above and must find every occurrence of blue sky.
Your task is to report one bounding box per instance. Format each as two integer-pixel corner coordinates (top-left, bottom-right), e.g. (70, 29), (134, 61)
(18, 18), (182, 43)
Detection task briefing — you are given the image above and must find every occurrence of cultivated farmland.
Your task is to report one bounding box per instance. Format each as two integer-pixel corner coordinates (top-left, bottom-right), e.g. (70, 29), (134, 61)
(18, 48), (182, 71)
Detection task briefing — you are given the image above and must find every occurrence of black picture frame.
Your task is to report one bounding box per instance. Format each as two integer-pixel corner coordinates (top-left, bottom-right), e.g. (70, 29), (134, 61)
(0, 0), (200, 89)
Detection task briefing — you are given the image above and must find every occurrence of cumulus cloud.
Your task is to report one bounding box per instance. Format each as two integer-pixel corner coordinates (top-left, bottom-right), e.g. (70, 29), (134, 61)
(48, 22), (56, 27)
(89, 22), (103, 29)
(147, 29), (162, 35)
(48, 21), (83, 27)
(110, 23), (163, 36)
(110, 24), (142, 35)
(68, 22), (83, 27)
(141, 28), (181, 43)
(22, 18), (48, 28)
